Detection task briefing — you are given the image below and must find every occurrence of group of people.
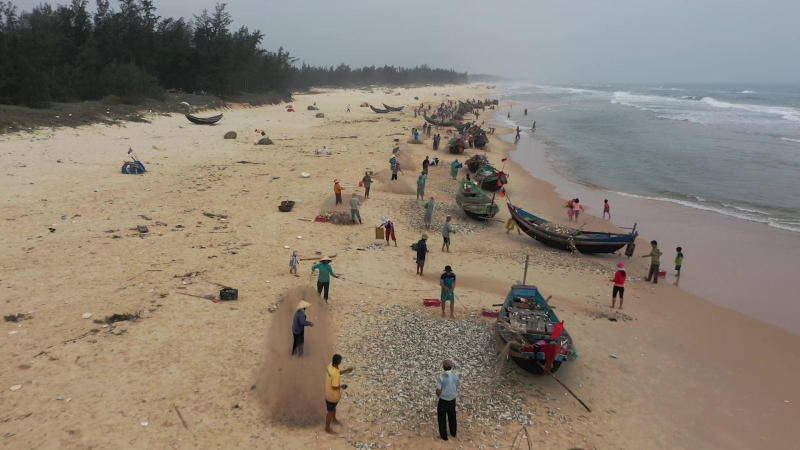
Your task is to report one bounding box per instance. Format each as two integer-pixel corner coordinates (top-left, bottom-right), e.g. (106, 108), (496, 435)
(610, 240), (685, 308)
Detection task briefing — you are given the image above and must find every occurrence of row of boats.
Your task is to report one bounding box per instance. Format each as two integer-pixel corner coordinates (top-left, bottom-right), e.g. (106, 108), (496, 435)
(370, 104), (405, 113)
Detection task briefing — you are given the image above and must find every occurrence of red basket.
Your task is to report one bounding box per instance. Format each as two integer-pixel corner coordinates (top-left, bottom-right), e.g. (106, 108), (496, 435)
(481, 309), (499, 317)
(314, 215), (328, 222)
(423, 298), (441, 307)
(658, 269), (667, 277)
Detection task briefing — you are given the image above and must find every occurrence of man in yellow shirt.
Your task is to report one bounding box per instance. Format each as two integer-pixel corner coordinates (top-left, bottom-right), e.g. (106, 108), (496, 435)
(325, 354), (353, 434)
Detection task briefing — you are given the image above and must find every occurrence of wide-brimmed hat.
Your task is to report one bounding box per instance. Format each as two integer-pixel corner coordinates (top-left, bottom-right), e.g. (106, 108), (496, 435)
(380, 217), (388, 224)
(334, 179), (340, 183)
(319, 256), (334, 262)
(296, 300), (311, 311)
(421, 234), (428, 240)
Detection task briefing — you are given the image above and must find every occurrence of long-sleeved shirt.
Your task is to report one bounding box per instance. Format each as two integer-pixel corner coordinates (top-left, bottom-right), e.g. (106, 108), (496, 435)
(613, 270), (627, 287)
(312, 263), (337, 283)
(292, 309), (312, 334)
(349, 196), (361, 210)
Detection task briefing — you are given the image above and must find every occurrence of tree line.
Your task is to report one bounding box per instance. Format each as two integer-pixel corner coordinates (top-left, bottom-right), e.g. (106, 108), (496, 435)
(0, 1), (468, 109)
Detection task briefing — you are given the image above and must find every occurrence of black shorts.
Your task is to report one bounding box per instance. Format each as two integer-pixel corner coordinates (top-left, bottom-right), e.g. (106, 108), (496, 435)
(325, 400), (338, 412)
(443, 236), (450, 245)
(612, 286), (625, 298)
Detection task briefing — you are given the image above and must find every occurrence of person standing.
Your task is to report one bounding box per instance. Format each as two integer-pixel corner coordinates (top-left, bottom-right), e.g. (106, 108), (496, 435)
(610, 262), (626, 309)
(334, 180), (344, 205)
(312, 257), (340, 301)
(362, 171), (373, 199)
(423, 123), (428, 135)
(675, 247), (684, 277)
(325, 354), (353, 435)
(524, 108), (528, 116)
(413, 128), (420, 143)
(291, 300), (313, 356)
(532, 121), (536, 131)
(416, 172), (427, 200)
(349, 193), (362, 224)
(422, 156), (430, 175)
(427, 124), (432, 137)
(346, 104), (351, 113)
(381, 218), (397, 247)
(435, 359), (459, 441)
(450, 159), (460, 180)
(289, 249), (299, 276)
(603, 199), (611, 219)
(515, 126), (521, 140)
(391, 160), (402, 181)
(441, 215), (453, 252)
(416, 234), (429, 276)
(642, 240), (662, 283)
(440, 265), (456, 318)
(572, 198), (585, 222)
(423, 196), (436, 230)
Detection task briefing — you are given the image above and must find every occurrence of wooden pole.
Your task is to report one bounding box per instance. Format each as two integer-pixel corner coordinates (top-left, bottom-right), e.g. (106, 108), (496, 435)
(523, 255), (530, 284)
(536, 361), (592, 412)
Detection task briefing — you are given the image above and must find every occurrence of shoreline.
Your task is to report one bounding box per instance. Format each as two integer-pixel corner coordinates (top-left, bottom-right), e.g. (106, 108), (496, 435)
(491, 102), (800, 335)
(2, 85), (799, 449)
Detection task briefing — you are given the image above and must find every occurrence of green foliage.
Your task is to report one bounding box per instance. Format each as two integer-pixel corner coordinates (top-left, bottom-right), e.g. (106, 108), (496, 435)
(99, 62), (160, 104)
(99, 94), (121, 105)
(291, 63), (468, 89)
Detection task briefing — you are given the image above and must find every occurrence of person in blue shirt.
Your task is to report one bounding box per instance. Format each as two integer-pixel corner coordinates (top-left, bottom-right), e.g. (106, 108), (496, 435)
(291, 300), (313, 356)
(312, 257), (340, 302)
(440, 266), (456, 318)
(435, 359), (459, 440)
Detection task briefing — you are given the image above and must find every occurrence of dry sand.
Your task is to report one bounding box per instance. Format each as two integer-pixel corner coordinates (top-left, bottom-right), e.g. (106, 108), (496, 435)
(2, 85), (799, 449)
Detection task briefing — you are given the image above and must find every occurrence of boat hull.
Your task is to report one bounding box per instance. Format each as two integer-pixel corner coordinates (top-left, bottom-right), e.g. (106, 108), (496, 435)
(370, 105), (390, 114)
(382, 104), (404, 111)
(185, 113), (223, 125)
(507, 203), (635, 254)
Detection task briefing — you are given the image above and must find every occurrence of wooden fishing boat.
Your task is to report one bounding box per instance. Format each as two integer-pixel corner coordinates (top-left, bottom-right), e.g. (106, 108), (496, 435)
(496, 284), (577, 374)
(447, 137), (465, 154)
(185, 113), (223, 125)
(424, 114), (454, 127)
(454, 121), (472, 131)
(466, 154), (488, 173)
(507, 202), (637, 254)
(474, 165), (508, 192)
(382, 103), (404, 111)
(473, 132), (489, 148)
(370, 105), (390, 114)
(456, 178), (500, 220)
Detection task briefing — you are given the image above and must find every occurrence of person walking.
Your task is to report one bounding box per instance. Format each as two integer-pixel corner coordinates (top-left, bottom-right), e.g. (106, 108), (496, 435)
(506, 217), (521, 234)
(423, 196), (436, 230)
(524, 108), (528, 116)
(291, 300), (313, 356)
(435, 359), (459, 441)
(333, 180), (344, 205)
(450, 159), (460, 180)
(381, 217), (397, 247)
(312, 256), (340, 302)
(416, 172), (427, 200)
(675, 247), (684, 277)
(440, 265), (456, 318)
(422, 156), (430, 175)
(572, 198), (585, 221)
(441, 215), (453, 252)
(349, 193), (362, 224)
(416, 234), (429, 276)
(603, 199), (611, 219)
(610, 262), (626, 309)
(362, 171), (373, 199)
(515, 126), (521, 140)
(346, 104), (351, 113)
(642, 240), (662, 283)
(325, 354), (353, 435)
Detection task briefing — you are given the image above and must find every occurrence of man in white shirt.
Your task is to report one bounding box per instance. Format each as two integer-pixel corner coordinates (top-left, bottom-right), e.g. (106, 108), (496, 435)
(435, 359), (459, 440)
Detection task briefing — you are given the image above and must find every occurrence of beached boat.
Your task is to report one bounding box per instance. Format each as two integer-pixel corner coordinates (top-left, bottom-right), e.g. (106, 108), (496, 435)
(473, 132), (489, 148)
(454, 121), (472, 131)
(185, 113), (223, 125)
(447, 137), (465, 154)
(466, 154), (489, 173)
(507, 202), (637, 254)
(456, 178), (500, 220)
(474, 165), (507, 192)
(424, 114), (454, 127)
(382, 103), (404, 111)
(370, 105), (390, 114)
(496, 284), (577, 374)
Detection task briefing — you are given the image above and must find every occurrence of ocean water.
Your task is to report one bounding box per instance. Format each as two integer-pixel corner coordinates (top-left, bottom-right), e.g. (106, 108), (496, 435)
(500, 83), (800, 232)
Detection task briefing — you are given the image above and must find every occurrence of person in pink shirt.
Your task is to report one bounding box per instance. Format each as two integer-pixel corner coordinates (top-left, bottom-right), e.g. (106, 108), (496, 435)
(572, 198), (585, 222)
(610, 262), (627, 309)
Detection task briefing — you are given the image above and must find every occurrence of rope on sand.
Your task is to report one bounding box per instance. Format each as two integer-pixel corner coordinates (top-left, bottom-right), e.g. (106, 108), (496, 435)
(338, 276), (438, 292)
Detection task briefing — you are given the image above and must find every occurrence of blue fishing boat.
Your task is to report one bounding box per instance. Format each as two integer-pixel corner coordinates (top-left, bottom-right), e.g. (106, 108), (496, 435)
(496, 284), (577, 374)
(507, 202), (637, 254)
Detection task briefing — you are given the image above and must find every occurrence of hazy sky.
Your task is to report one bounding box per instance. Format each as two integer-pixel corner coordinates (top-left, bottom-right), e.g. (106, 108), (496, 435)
(10, 0), (800, 83)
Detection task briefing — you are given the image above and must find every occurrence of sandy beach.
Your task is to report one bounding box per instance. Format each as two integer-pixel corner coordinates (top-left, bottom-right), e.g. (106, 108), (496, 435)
(2, 85), (800, 449)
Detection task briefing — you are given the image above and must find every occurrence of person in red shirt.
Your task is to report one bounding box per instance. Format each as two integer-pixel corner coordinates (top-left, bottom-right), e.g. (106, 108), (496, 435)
(610, 262), (627, 309)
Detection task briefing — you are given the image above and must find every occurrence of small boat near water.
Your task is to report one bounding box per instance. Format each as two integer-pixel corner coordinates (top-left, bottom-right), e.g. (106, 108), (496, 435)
(496, 284), (577, 374)
(507, 202), (637, 254)
(424, 114), (454, 127)
(466, 154), (488, 173)
(382, 103), (404, 111)
(370, 105), (390, 114)
(474, 165), (508, 192)
(456, 178), (500, 220)
(185, 113), (223, 125)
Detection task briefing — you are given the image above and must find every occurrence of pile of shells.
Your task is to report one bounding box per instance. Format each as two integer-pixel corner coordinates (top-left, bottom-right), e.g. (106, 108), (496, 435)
(324, 211), (355, 225)
(399, 198), (488, 235)
(342, 305), (535, 435)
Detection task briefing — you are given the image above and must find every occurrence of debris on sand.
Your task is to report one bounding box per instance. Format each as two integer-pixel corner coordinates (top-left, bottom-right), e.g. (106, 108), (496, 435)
(4, 313), (33, 322)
